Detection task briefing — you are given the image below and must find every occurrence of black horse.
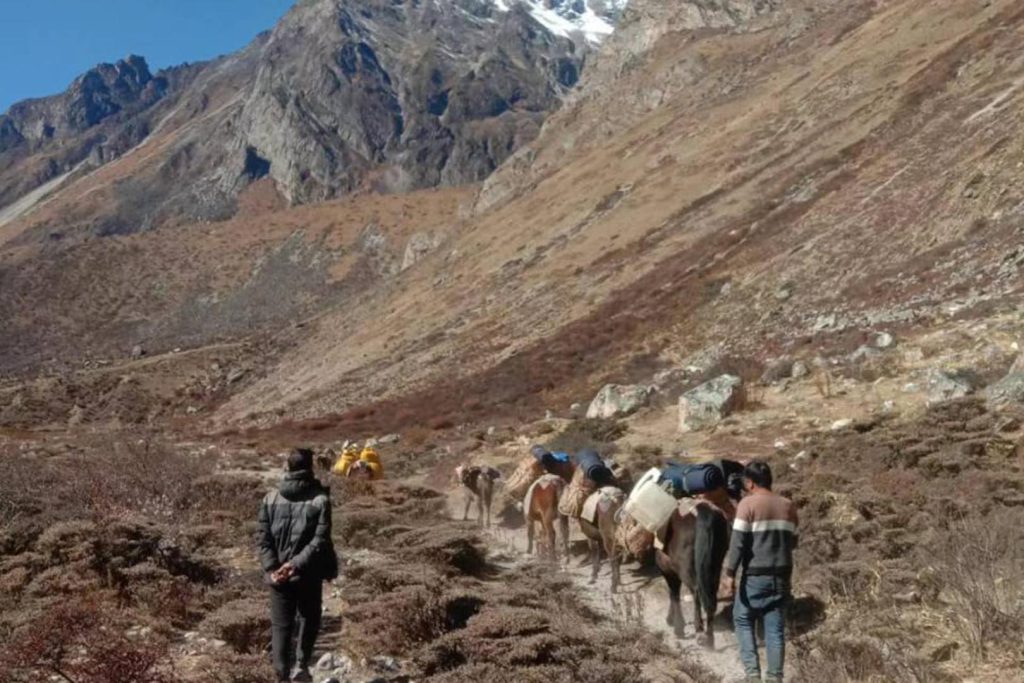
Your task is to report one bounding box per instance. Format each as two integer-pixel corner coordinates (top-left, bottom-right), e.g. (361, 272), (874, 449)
(654, 500), (730, 647)
(652, 457), (742, 648)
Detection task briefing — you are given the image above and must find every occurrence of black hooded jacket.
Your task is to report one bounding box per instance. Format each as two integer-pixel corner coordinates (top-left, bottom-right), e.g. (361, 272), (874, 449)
(258, 470), (332, 581)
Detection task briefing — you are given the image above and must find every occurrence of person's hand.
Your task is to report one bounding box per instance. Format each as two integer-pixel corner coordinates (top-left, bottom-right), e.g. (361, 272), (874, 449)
(721, 575), (736, 598)
(271, 562), (295, 584)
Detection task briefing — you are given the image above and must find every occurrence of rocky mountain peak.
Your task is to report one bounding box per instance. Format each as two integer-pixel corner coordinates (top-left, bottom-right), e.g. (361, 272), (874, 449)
(3, 54), (163, 144)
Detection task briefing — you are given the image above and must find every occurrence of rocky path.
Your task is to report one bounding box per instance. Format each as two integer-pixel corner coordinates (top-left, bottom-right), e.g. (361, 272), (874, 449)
(446, 493), (749, 682)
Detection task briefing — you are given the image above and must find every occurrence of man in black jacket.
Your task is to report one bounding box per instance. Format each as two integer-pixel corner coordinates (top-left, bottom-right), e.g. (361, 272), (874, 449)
(259, 448), (333, 683)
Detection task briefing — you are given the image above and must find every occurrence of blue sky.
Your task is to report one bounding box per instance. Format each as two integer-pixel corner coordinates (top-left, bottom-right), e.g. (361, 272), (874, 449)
(0, 0), (295, 113)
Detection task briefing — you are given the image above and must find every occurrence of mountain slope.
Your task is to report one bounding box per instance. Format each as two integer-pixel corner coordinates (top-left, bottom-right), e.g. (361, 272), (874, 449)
(214, 0), (1024, 430)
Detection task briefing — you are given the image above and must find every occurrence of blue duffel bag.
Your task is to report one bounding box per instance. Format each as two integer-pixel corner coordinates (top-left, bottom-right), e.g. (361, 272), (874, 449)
(658, 462), (725, 498)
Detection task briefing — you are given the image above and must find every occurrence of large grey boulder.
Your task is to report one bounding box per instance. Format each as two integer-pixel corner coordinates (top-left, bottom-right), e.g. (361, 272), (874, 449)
(985, 365), (1024, 406)
(401, 232), (443, 271)
(925, 369), (973, 405)
(678, 374), (743, 432)
(586, 384), (652, 419)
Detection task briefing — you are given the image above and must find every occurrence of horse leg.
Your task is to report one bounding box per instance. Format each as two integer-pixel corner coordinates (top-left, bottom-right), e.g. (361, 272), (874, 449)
(559, 514), (570, 564)
(662, 570), (686, 638)
(610, 549), (621, 594)
(589, 538), (601, 584)
(543, 518), (557, 562)
(463, 492), (472, 521)
(476, 492), (485, 528)
(527, 517), (535, 555)
(602, 528), (620, 594)
(689, 581), (708, 645)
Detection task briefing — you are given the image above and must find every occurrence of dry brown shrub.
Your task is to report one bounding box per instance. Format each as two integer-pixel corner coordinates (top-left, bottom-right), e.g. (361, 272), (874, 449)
(0, 595), (181, 683)
(546, 417), (626, 454)
(404, 425), (435, 448)
(928, 512), (1024, 661)
(791, 633), (951, 683)
(200, 597), (271, 654)
(428, 416), (456, 430)
(190, 473), (266, 526)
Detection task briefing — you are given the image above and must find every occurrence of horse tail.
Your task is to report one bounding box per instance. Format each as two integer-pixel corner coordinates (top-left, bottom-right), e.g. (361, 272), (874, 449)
(693, 504), (728, 614)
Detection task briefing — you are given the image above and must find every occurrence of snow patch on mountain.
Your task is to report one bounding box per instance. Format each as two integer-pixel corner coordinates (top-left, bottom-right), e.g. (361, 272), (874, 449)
(493, 0), (628, 43)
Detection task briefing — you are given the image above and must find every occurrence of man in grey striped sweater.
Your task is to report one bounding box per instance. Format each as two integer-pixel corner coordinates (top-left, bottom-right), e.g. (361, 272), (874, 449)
(722, 461), (799, 683)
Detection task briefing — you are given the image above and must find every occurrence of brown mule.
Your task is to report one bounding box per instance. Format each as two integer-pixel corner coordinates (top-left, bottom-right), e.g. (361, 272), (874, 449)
(525, 474), (570, 562)
(578, 486), (626, 592)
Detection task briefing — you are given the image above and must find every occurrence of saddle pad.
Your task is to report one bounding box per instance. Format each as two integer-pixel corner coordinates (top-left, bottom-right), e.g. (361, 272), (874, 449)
(580, 486), (623, 524)
(654, 498), (701, 550)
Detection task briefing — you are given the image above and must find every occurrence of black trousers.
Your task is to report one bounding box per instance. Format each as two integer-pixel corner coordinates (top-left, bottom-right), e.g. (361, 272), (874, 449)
(269, 579), (322, 680)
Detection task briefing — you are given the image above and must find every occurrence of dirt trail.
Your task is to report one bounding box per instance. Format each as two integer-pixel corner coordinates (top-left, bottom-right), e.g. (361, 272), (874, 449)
(444, 490), (749, 682)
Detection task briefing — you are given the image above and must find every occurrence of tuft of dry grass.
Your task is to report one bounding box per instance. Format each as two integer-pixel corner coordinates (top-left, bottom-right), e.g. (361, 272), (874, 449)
(928, 512), (1024, 662)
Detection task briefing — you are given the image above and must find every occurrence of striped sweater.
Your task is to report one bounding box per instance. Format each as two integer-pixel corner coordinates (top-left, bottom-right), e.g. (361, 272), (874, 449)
(724, 490), (799, 579)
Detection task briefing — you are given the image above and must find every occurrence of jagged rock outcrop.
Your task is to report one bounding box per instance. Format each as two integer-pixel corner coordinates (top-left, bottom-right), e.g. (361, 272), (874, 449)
(1, 55), (159, 150)
(0, 56), (205, 210)
(214, 0), (595, 207)
(401, 232), (444, 271)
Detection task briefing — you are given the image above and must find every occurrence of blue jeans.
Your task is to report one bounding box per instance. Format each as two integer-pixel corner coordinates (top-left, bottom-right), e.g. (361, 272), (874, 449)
(733, 574), (789, 680)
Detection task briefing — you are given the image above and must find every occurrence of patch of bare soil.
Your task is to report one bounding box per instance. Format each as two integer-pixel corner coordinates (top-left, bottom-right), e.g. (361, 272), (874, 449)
(332, 479), (713, 682)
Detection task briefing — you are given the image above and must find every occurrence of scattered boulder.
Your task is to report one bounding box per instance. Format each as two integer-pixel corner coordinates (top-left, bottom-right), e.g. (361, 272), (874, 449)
(925, 369), (974, 405)
(401, 232), (443, 271)
(371, 655), (399, 671)
(985, 371), (1024, 406)
(317, 652), (353, 672)
(830, 418), (853, 431)
(586, 384), (652, 419)
(849, 345), (881, 363)
(812, 314), (837, 331)
(67, 405), (85, 426)
(678, 375), (743, 432)
(130, 344), (145, 360)
(873, 331), (895, 349)
(569, 402), (584, 418)
(790, 361), (810, 379)
(378, 433), (400, 444)
(226, 368), (246, 384)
